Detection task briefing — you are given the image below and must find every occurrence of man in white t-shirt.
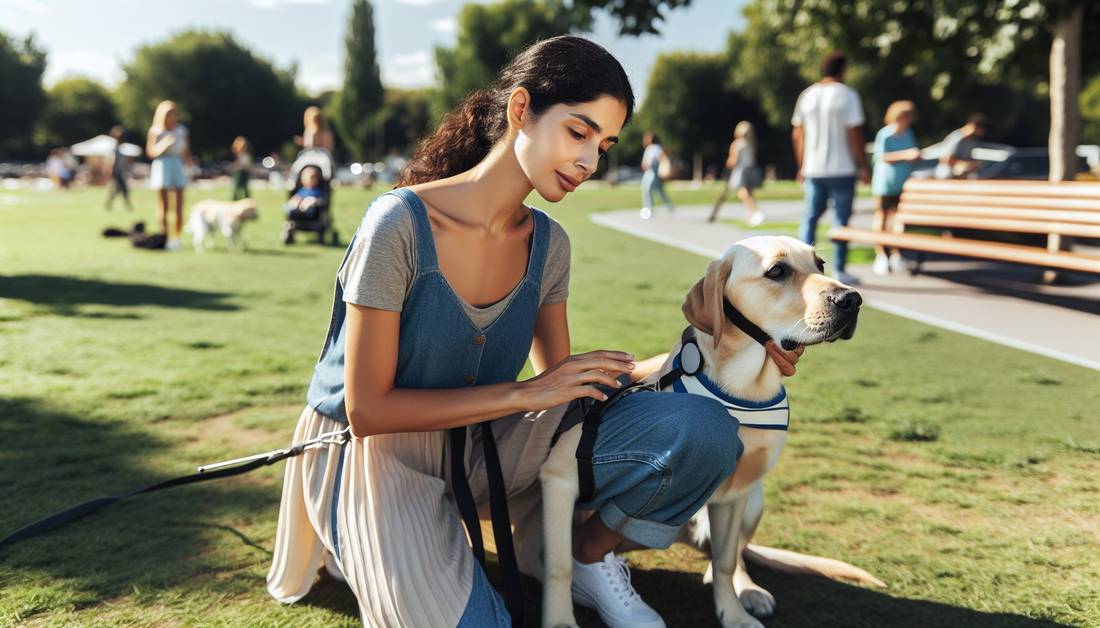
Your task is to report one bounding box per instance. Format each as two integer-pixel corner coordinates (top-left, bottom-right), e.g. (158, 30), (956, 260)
(791, 51), (870, 285)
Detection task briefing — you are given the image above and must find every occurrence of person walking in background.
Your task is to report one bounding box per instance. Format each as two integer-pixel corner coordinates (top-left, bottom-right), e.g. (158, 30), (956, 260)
(103, 126), (133, 211)
(935, 114), (987, 179)
(146, 100), (192, 251)
(231, 136), (252, 200)
(791, 51), (870, 285)
(708, 121), (764, 225)
(297, 106), (335, 153)
(639, 131), (674, 220)
(871, 101), (921, 275)
(45, 149), (74, 189)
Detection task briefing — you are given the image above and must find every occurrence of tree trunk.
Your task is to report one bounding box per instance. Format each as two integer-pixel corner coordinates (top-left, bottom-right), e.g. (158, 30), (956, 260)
(1049, 5), (1083, 182)
(693, 152), (703, 187)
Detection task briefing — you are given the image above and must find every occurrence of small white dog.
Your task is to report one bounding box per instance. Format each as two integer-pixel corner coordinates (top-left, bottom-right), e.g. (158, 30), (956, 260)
(540, 235), (881, 628)
(186, 198), (259, 252)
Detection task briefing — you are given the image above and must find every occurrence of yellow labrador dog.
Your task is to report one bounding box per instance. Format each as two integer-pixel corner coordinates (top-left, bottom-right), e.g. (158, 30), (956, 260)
(540, 235), (880, 628)
(186, 198), (259, 252)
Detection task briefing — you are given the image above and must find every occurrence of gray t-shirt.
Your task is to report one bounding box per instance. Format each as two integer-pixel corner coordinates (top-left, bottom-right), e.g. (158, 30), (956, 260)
(338, 193), (570, 328)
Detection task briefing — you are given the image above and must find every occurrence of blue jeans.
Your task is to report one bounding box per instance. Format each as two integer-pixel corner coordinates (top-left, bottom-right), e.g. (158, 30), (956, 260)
(457, 391), (743, 627)
(641, 170), (673, 211)
(800, 176), (856, 272)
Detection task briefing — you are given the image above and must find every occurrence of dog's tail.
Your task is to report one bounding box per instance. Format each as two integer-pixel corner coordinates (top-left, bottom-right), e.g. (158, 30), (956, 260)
(744, 544), (886, 588)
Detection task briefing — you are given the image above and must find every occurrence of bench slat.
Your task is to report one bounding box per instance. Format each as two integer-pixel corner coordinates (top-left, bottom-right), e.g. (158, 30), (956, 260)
(903, 179), (1100, 198)
(896, 214), (1100, 238)
(897, 203), (1100, 225)
(900, 193), (1100, 212)
(828, 227), (1100, 274)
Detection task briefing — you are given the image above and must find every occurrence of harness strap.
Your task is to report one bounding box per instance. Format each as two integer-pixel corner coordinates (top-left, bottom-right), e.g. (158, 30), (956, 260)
(449, 423), (524, 627)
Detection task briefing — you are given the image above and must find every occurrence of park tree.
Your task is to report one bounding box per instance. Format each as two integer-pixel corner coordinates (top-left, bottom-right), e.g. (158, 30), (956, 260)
(435, 0), (698, 114)
(0, 32), (47, 159)
(639, 52), (765, 180)
(435, 0), (588, 112)
(378, 88), (433, 157)
(333, 0), (385, 160)
(736, 0), (1099, 181)
(37, 77), (119, 149)
(116, 30), (303, 162)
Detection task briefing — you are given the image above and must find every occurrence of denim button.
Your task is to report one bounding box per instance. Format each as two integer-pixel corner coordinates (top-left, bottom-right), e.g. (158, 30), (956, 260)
(474, 335), (486, 345)
(464, 374), (476, 384)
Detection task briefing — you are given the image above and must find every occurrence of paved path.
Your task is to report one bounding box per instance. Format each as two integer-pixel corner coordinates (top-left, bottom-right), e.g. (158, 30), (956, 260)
(592, 203), (1100, 371)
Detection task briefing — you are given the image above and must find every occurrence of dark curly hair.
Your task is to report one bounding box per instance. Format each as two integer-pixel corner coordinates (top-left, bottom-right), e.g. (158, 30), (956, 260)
(397, 35), (635, 187)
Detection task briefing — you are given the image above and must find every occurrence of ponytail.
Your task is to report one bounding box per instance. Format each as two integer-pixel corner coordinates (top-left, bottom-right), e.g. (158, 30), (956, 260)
(398, 90), (507, 187)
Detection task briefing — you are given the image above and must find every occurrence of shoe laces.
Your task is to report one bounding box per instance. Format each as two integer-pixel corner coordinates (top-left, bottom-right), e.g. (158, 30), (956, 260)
(601, 553), (641, 606)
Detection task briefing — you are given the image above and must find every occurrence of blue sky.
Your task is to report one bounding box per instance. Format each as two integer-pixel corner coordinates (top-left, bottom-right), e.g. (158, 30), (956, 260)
(2, 0), (746, 103)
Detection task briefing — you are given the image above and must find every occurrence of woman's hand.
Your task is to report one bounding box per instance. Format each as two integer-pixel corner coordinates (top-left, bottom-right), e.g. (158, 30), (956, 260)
(517, 350), (635, 410)
(765, 341), (805, 377)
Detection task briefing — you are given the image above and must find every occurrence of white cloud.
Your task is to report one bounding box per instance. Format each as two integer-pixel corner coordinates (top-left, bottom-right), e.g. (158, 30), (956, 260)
(45, 51), (123, 87)
(430, 16), (457, 35)
(382, 50), (435, 89)
(251, 0), (331, 9)
(0, 0), (48, 13)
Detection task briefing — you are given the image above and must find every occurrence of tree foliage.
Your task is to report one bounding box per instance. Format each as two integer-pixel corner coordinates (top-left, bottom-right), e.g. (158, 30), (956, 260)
(116, 30), (302, 162)
(378, 88), (433, 157)
(435, 0), (588, 113)
(730, 0), (1100, 152)
(638, 52), (766, 174)
(0, 31), (47, 159)
(334, 0), (385, 160)
(37, 77), (119, 149)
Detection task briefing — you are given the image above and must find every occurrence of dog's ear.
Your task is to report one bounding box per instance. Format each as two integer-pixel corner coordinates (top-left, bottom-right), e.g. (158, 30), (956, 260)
(682, 255), (732, 349)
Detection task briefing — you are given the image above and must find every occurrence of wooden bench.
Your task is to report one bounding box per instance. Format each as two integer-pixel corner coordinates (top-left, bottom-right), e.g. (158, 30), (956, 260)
(829, 179), (1100, 275)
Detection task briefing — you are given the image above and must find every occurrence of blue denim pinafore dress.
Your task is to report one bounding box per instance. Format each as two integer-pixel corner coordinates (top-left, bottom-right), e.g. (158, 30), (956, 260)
(305, 187), (547, 625)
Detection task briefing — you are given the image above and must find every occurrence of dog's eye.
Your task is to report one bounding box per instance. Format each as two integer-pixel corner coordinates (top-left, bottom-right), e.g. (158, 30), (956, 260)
(815, 258), (826, 272)
(765, 265), (786, 280)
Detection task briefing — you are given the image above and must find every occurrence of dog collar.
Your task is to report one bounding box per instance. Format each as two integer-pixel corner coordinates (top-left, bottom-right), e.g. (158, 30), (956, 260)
(668, 349), (790, 431)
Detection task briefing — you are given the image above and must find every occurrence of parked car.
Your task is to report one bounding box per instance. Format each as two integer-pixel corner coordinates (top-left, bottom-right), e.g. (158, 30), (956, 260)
(908, 143), (1093, 180)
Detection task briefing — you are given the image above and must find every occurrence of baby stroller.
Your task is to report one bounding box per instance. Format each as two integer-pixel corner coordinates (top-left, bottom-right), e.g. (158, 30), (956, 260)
(281, 148), (339, 245)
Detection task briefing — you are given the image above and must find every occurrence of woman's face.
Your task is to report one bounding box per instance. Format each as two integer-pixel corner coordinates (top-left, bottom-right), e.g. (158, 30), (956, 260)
(514, 95), (628, 203)
(165, 109), (178, 128)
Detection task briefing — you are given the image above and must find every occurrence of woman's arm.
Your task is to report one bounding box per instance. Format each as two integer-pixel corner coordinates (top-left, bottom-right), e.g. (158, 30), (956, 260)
(529, 301), (571, 374)
(344, 303), (630, 438)
(725, 143), (739, 170)
(882, 147), (920, 164)
(146, 130), (159, 160)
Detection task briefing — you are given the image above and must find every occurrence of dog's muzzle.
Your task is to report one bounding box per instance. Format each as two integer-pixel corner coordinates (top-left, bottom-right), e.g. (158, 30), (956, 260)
(826, 288), (861, 342)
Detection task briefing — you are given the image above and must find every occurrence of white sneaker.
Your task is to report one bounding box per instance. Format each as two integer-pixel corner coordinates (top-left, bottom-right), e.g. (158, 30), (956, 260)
(746, 211), (766, 228)
(165, 238), (182, 252)
(835, 270), (860, 286)
(572, 552), (665, 628)
(872, 253), (890, 275)
(639, 207), (652, 220)
(889, 253), (904, 273)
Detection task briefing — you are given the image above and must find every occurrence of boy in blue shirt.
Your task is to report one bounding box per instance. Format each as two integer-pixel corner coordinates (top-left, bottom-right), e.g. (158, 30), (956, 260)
(871, 100), (921, 274)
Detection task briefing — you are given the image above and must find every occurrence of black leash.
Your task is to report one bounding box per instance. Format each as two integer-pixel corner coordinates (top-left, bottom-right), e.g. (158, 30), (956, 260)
(0, 428), (350, 550)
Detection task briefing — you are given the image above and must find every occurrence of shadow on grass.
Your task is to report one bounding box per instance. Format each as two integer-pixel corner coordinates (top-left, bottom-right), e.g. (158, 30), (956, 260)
(0, 396), (283, 617)
(0, 275), (238, 314)
(471, 553), (1066, 628)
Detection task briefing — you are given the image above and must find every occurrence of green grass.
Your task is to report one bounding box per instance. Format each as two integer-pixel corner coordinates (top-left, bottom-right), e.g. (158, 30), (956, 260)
(1, 183), (1098, 627)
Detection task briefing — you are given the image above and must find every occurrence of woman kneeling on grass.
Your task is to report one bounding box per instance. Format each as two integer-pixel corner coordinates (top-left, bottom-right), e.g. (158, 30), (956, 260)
(266, 35), (801, 628)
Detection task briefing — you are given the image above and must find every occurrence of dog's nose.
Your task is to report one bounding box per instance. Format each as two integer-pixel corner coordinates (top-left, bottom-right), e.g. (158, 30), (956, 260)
(828, 289), (862, 313)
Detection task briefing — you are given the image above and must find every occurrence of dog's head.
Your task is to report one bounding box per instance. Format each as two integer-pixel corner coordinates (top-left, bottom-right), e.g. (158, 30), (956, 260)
(682, 235), (861, 350)
(232, 199), (259, 222)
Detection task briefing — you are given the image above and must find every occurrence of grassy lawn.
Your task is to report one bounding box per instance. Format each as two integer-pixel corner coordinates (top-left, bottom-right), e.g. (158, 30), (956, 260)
(1, 182), (1097, 627)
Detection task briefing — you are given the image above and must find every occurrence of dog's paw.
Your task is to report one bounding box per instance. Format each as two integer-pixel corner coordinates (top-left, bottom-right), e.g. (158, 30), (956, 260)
(739, 586), (775, 617)
(716, 603), (766, 628)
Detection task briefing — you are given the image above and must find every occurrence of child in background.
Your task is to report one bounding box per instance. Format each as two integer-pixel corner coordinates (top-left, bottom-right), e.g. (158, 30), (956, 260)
(284, 166), (326, 221)
(231, 136), (252, 200)
(871, 100), (921, 274)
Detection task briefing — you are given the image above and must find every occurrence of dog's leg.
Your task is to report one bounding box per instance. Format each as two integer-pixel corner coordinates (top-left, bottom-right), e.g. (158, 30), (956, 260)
(708, 497), (763, 628)
(539, 428), (582, 628)
(734, 483), (774, 617)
